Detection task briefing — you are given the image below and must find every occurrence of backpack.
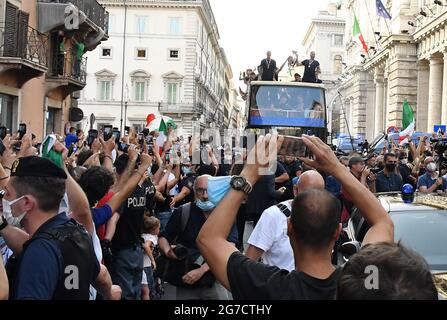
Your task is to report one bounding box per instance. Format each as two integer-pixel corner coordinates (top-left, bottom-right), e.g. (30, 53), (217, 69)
(276, 203), (291, 217)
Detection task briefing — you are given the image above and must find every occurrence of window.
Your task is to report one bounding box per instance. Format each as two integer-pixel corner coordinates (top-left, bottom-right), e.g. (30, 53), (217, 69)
(136, 16), (148, 34)
(108, 15), (116, 33)
(101, 48), (112, 58)
(0, 93), (17, 132)
(135, 81), (145, 101)
(167, 83), (178, 105)
(136, 48), (147, 59)
(45, 108), (59, 136)
(100, 80), (112, 100)
(334, 34), (344, 46)
(333, 55), (343, 74)
(169, 18), (181, 35)
(169, 49), (179, 60)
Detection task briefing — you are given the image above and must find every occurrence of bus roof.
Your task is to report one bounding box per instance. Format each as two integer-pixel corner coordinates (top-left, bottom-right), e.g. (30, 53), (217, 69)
(249, 81), (326, 89)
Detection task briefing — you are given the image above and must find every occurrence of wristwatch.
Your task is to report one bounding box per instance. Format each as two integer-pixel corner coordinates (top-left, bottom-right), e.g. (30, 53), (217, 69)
(230, 176), (253, 195)
(0, 215), (8, 231)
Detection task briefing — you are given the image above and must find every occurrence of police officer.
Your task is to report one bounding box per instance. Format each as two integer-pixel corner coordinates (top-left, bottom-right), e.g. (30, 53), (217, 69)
(2, 156), (101, 300)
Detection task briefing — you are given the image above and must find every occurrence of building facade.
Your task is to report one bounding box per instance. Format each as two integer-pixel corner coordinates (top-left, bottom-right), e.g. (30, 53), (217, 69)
(338, 0), (447, 140)
(79, 0), (235, 137)
(0, 0), (108, 140)
(301, 3), (346, 140)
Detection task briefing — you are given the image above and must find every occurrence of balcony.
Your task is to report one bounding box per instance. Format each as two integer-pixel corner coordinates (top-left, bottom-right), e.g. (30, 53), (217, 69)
(38, 0), (109, 50)
(0, 23), (49, 86)
(159, 103), (196, 115)
(46, 53), (87, 98)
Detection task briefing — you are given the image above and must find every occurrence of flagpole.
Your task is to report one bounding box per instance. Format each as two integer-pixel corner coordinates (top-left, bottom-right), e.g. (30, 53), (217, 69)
(363, 0), (380, 55)
(383, 18), (391, 35)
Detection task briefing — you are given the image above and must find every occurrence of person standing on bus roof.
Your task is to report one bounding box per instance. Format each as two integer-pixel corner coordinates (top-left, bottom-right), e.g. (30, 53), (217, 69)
(298, 52), (321, 83)
(260, 51), (277, 81)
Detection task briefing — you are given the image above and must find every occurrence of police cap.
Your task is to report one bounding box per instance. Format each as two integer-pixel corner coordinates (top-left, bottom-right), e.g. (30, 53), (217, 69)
(10, 156), (67, 179)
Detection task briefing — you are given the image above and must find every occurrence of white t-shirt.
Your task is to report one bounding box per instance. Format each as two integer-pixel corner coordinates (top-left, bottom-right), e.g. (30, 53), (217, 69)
(247, 201), (294, 272)
(168, 173), (179, 197)
(143, 233), (158, 268)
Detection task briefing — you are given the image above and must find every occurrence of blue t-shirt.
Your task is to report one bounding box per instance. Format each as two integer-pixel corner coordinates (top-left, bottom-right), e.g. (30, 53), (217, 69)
(325, 176), (341, 197)
(65, 134), (78, 148)
(13, 213), (100, 300)
(417, 173), (447, 191)
(91, 204), (113, 229)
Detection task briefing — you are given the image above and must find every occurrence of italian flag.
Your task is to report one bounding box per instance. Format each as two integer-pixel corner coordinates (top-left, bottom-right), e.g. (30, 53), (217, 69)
(399, 100), (415, 144)
(353, 15), (368, 53)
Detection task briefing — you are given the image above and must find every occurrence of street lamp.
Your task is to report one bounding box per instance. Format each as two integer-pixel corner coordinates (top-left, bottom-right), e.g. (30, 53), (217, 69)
(124, 84), (129, 129)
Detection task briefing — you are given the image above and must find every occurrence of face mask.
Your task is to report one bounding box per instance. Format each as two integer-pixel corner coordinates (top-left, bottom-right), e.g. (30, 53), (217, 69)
(207, 176), (231, 206)
(427, 163), (437, 172)
(385, 164), (397, 172)
(182, 166), (192, 176)
(2, 196), (26, 227)
(195, 199), (215, 212)
(401, 159), (408, 165)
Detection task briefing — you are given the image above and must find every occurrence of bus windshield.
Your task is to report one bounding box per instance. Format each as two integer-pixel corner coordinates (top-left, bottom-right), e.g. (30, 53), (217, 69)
(248, 84), (326, 128)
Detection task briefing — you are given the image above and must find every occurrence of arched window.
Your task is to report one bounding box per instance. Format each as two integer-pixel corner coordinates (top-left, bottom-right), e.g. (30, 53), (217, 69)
(333, 55), (343, 75)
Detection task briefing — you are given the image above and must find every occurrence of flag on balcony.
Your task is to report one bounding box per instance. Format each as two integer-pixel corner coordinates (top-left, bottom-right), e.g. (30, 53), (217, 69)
(399, 100), (415, 145)
(376, 0), (392, 20)
(353, 14), (368, 53)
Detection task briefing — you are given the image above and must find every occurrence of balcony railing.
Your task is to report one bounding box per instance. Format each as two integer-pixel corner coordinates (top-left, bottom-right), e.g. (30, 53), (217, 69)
(0, 22), (49, 68)
(38, 0), (109, 33)
(159, 103), (195, 113)
(50, 53), (87, 84)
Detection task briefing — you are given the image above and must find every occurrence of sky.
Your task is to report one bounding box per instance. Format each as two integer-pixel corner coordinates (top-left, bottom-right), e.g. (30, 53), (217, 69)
(210, 0), (333, 88)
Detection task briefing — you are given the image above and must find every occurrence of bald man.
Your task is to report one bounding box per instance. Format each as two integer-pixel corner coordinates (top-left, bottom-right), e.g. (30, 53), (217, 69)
(246, 171), (325, 271)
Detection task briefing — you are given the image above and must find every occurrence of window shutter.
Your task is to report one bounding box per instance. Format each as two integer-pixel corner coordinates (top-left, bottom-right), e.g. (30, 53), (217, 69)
(4, 1), (18, 57)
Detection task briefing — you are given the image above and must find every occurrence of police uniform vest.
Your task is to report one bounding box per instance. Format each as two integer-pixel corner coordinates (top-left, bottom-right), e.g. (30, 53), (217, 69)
(9, 219), (97, 300)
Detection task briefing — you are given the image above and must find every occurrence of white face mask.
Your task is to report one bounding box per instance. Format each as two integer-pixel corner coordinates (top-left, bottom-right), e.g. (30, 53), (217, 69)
(2, 196), (26, 227)
(427, 163), (437, 173)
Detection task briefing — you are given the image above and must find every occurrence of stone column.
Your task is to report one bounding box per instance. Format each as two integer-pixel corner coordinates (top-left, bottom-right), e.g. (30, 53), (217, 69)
(417, 60), (429, 132)
(442, 50), (447, 126)
(427, 54), (444, 133)
(374, 66), (385, 136)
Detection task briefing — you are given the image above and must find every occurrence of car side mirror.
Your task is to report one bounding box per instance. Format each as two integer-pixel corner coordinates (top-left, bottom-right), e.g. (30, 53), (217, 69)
(340, 241), (361, 259)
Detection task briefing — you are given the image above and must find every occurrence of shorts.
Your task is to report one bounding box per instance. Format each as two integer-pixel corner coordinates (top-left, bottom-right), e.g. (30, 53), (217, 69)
(141, 270), (148, 285)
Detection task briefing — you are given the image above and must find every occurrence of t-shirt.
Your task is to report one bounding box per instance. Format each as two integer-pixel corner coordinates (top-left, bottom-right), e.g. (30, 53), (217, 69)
(112, 179), (155, 251)
(301, 59), (320, 83)
(417, 173), (447, 191)
(246, 174), (277, 220)
(227, 252), (340, 300)
(91, 204), (113, 229)
(248, 201), (294, 271)
(13, 213), (100, 300)
(142, 233), (158, 268)
(65, 134), (78, 148)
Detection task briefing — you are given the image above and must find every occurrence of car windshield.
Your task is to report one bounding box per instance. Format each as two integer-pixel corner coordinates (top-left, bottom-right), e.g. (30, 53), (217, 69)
(392, 210), (447, 271)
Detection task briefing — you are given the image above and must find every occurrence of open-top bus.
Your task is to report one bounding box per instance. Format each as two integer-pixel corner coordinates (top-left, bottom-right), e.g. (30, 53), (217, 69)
(245, 81), (328, 141)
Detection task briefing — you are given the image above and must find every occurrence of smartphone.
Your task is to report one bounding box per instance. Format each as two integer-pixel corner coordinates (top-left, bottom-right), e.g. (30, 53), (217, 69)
(138, 133), (144, 148)
(0, 127), (7, 140)
(112, 129), (121, 144)
(0, 138), (5, 156)
(165, 150), (171, 164)
(18, 123), (26, 139)
(147, 135), (154, 156)
(124, 126), (130, 136)
(278, 136), (307, 157)
(87, 129), (98, 147)
(103, 125), (113, 141)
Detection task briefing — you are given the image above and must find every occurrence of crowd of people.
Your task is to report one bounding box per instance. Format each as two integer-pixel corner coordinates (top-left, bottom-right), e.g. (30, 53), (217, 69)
(0, 126), (442, 300)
